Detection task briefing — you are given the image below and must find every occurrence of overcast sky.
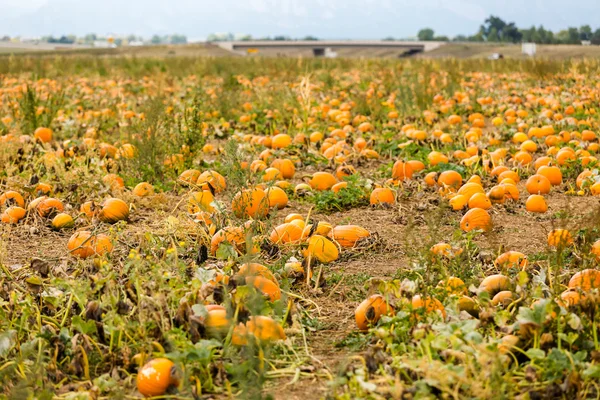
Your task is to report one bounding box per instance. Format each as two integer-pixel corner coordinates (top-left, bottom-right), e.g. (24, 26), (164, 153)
(1, 0), (599, 39)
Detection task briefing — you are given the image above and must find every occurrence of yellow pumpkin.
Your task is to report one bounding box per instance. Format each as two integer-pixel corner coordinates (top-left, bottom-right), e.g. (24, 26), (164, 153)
(304, 235), (339, 263)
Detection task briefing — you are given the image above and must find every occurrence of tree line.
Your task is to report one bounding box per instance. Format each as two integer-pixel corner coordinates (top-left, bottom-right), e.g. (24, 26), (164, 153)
(417, 15), (600, 44)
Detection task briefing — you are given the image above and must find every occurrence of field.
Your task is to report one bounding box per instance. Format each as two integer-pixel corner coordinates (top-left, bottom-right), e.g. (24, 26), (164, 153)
(2, 55), (600, 399)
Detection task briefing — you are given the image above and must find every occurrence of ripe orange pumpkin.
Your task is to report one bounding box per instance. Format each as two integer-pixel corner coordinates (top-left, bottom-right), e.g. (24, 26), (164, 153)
(494, 251), (528, 269)
(537, 166), (562, 186)
(568, 269), (600, 291)
(303, 235), (339, 263)
(332, 225), (370, 248)
(391, 160), (413, 181)
(270, 158), (295, 179)
(269, 223), (303, 244)
(245, 275), (281, 302)
(355, 294), (394, 331)
(51, 213), (74, 229)
(232, 188), (269, 219)
(98, 198), (130, 223)
(197, 170), (226, 193)
(0, 191), (25, 208)
(265, 187), (288, 209)
(188, 190), (215, 214)
(237, 263), (277, 283)
(232, 316), (286, 345)
(309, 172), (338, 191)
(525, 174), (551, 195)
(67, 231), (113, 258)
(370, 187), (395, 205)
(34, 127), (53, 143)
(37, 198), (65, 218)
(547, 229), (573, 247)
(460, 208), (491, 232)
(467, 192), (492, 210)
(210, 226), (246, 255)
(133, 182), (154, 197)
(1, 206), (26, 224)
(137, 358), (180, 398)
(479, 274), (510, 295)
(411, 295), (446, 319)
(526, 194), (548, 213)
(437, 170), (462, 189)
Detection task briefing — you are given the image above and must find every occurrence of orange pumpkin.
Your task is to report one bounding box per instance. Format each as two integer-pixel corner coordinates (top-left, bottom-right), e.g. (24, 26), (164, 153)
(437, 170), (462, 189)
(34, 127), (53, 143)
(525, 174), (551, 195)
(37, 198), (65, 218)
(547, 229), (573, 247)
(309, 172), (338, 191)
(467, 192), (492, 210)
(1, 206), (26, 224)
(537, 166), (562, 186)
(269, 223), (303, 244)
(355, 294), (394, 331)
(270, 158), (296, 179)
(494, 251), (528, 269)
(411, 295), (446, 319)
(370, 187), (395, 205)
(137, 358), (180, 398)
(392, 160), (413, 181)
(197, 170), (227, 193)
(526, 195), (548, 213)
(460, 208), (491, 232)
(0, 191), (25, 208)
(133, 182), (154, 197)
(332, 225), (370, 248)
(479, 274), (510, 295)
(98, 198), (130, 223)
(568, 269), (600, 291)
(232, 188), (269, 219)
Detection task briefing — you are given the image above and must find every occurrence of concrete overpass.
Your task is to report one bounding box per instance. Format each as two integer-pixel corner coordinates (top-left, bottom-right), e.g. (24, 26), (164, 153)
(215, 40), (446, 58)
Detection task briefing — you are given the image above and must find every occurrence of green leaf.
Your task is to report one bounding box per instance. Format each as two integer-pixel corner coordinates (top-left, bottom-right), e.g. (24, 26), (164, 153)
(71, 315), (97, 335)
(216, 242), (237, 260)
(526, 348), (545, 360)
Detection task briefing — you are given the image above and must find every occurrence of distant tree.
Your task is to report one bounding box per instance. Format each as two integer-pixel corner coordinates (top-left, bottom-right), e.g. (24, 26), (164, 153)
(0, 36), (10, 42)
(126, 34), (138, 43)
(382, 36), (396, 41)
(580, 25), (592, 40)
(151, 35), (162, 44)
(568, 27), (580, 44)
(239, 35), (253, 41)
(433, 36), (449, 42)
(417, 28), (435, 41)
(302, 35), (319, 41)
(170, 34), (187, 44)
(273, 35), (290, 41)
(592, 28), (600, 45)
(453, 35), (468, 42)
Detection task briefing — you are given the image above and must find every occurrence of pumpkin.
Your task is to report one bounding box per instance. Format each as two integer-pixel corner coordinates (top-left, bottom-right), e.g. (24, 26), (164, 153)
(67, 231), (113, 258)
(284, 213), (304, 223)
(204, 308), (231, 338)
(494, 251), (528, 269)
(80, 201), (97, 218)
(457, 183), (485, 201)
(34, 127), (53, 143)
(251, 160), (267, 173)
(440, 276), (467, 295)
(238, 263), (277, 283)
(467, 192), (492, 210)
(458, 296), (479, 317)
(188, 190), (215, 214)
(491, 291), (513, 307)
(51, 213), (74, 229)
(537, 165), (562, 186)
(133, 182), (154, 197)
(526, 194), (548, 213)
(262, 167), (282, 182)
(304, 235), (339, 263)
(592, 240), (600, 261)
(497, 170), (520, 183)
(1, 206), (26, 224)
(137, 358), (180, 398)
(271, 133), (292, 149)
(336, 165), (357, 180)
(0, 191), (25, 208)
(525, 174), (551, 195)
(437, 170), (462, 189)
(102, 173), (124, 190)
(355, 294), (394, 331)
(391, 160), (413, 181)
(568, 269), (600, 291)
(449, 194), (468, 211)
(269, 223), (303, 244)
(547, 229), (573, 247)
(411, 295), (446, 319)
(210, 226), (246, 255)
(245, 275), (281, 301)
(499, 335), (520, 355)
(270, 159), (295, 179)
(232, 316), (286, 345)
(309, 172), (338, 191)
(332, 225), (370, 248)
(487, 185), (506, 204)
(427, 151), (448, 166)
(559, 290), (583, 308)
(460, 208), (491, 232)
(37, 198), (65, 218)
(197, 170), (227, 193)
(232, 188), (269, 219)
(294, 183), (312, 196)
(99, 198), (129, 223)
(266, 187), (288, 209)
(424, 172), (438, 187)
(370, 188), (395, 205)
(479, 274), (510, 295)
